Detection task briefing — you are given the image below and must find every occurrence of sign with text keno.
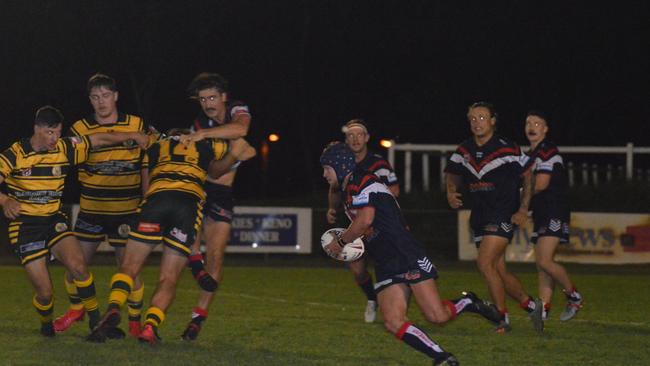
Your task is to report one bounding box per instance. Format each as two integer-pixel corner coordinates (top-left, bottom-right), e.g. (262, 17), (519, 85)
(458, 210), (650, 264)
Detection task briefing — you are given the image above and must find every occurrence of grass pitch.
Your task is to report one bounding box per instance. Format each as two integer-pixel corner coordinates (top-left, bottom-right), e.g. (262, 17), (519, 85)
(0, 261), (649, 366)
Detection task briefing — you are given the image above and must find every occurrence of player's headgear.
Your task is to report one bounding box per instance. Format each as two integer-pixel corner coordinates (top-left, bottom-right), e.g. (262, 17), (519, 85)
(341, 118), (369, 134)
(320, 141), (356, 184)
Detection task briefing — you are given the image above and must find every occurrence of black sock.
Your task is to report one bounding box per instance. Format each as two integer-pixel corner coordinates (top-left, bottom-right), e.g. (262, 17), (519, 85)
(395, 322), (448, 361)
(357, 273), (377, 301)
(188, 254), (205, 279)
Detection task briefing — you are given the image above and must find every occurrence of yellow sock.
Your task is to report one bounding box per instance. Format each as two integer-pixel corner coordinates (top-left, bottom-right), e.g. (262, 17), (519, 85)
(108, 273), (134, 307)
(32, 295), (54, 324)
(143, 306), (165, 328)
(64, 275), (84, 311)
(127, 283), (144, 321)
(74, 273), (99, 312)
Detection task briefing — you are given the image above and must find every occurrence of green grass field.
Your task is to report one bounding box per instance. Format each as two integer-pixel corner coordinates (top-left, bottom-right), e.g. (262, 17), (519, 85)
(0, 261), (649, 366)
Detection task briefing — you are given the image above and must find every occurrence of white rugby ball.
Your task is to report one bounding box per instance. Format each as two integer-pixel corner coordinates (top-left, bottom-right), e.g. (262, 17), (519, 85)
(320, 228), (365, 262)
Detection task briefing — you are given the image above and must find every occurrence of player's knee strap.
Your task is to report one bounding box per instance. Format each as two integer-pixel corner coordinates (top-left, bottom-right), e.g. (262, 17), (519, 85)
(198, 271), (219, 292)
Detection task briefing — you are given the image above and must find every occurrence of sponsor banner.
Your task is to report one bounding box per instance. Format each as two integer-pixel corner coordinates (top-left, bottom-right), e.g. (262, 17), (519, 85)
(458, 210), (650, 264)
(69, 204), (312, 254)
(228, 206), (312, 254)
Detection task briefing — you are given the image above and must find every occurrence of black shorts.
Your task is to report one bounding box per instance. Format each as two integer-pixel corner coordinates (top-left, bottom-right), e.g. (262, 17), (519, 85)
(374, 256), (439, 293)
(129, 191), (203, 256)
(203, 182), (234, 223)
(531, 217), (570, 244)
(472, 221), (515, 246)
(8, 213), (75, 265)
(74, 212), (137, 247)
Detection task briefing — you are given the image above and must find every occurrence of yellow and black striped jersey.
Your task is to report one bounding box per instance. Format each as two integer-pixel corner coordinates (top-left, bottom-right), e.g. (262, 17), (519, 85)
(0, 136), (91, 217)
(146, 137), (228, 201)
(70, 113), (145, 215)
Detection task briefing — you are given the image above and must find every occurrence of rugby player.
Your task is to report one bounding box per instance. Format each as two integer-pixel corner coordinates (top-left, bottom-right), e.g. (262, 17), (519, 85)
(0, 106), (148, 337)
(524, 111), (583, 321)
(54, 74), (148, 337)
(176, 72), (254, 341)
(322, 142), (501, 366)
(326, 119), (399, 323)
(444, 102), (544, 333)
(86, 129), (230, 344)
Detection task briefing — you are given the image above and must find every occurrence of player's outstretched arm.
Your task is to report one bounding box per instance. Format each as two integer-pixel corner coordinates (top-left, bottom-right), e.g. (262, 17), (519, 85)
(181, 114), (251, 145)
(512, 170), (533, 226)
(87, 131), (149, 149)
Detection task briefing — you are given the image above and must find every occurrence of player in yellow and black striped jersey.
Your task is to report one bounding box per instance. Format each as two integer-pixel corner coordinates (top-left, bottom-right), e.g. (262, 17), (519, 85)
(0, 105), (149, 337)
(54, 73), (149, 336)
(87, 131), (229, 344)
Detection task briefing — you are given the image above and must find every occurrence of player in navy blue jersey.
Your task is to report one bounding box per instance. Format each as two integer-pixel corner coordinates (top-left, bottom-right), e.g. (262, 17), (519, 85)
(525, 111), (582, 321)
(321, 142), (501, 366)
(445, 102), (543, 333)
(326, 119), (399, 323)
(177, 72), (255, 340)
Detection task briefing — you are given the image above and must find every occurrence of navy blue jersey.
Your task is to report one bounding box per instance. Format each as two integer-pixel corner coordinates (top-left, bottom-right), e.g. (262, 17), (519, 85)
(445, 134), (528, 228)
(343, 169), (426, 275)
(357, 151), (398, 187)
(190, 100), (250, 132)
(528, 140), (570, 220)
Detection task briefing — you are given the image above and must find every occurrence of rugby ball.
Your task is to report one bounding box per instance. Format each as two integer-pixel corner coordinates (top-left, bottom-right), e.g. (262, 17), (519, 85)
(320, 228), (365, 262)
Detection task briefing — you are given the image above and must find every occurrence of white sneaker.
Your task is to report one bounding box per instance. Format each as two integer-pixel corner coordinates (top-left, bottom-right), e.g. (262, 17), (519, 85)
(364, 300), (377, 323)
(560, 299), (583, 321)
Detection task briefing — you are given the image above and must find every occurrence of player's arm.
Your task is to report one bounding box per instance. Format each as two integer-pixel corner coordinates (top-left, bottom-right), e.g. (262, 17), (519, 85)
(207, 138), (256, 179)
(182, 113), (251, 145)
(512, 170), (533, 226)
(325, 206), (375, 256)
(140, 168), (150, 194)
(326, 185), (341, 224)
(445, 173), (463, 209)
(0, 176), (20, 220)
(389, 184), (400, 198)
(533, 172), (551, 193)
(87, 131), (149, 149)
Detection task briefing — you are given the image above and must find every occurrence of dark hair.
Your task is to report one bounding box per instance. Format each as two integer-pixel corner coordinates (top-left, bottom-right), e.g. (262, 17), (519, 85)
(341, 118), (370, 134)
(87, 73), (117, 93)
(526, 110), (549, 124)
(187, 72), (229, 97)
(34, 105), (64, 127)
(468, 101), (497, 119)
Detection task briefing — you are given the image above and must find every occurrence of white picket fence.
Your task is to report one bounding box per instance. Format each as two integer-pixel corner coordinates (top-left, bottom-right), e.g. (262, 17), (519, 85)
(387, 142), (650, 193)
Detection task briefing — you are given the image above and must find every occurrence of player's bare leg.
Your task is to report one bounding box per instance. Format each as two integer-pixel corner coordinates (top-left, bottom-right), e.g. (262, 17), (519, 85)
(24, 257), (56, 337)
(138, 247), (188, 344)
(87, 239), (152, 342)
(536, 236), (582, 321)
(348, 257), (378, 322)
(182, 219), (230, 340)
(50, 236), (101, 331)
(379, 283), (458, 365)
(115, 246), (145, 336)
(56, 240), (98, 332)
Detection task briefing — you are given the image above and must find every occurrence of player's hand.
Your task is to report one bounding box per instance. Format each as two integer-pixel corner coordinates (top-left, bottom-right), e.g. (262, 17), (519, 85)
(180, 131), (206, 147)
(326, 208), (337, 224)
(511, 209), (529, 226)
(1, 197), (21, 220)
(132, 132), (150, 149)
(447, 192), (463, 209)
(323, 236), (343, 257)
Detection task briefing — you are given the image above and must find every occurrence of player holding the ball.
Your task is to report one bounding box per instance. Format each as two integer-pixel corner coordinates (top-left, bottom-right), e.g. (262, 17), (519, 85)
(320, 142), (501, 366)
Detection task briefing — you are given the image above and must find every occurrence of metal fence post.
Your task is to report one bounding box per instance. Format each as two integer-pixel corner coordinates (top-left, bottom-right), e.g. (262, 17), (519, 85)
(404, 150), (412, 193)
(626, 142), (634, 181)
(422, 153), (430, 192)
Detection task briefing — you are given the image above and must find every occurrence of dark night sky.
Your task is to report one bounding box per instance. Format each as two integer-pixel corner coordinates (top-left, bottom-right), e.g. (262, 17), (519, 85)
(1, 1), (648, 198)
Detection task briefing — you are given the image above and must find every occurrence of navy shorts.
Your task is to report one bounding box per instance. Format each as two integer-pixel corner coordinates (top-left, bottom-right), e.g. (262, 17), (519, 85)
(374, 256), (439, 293)
(472, 221), (515, 246)
(531, 217), (570, 244)
(203, 182), (234, 223)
